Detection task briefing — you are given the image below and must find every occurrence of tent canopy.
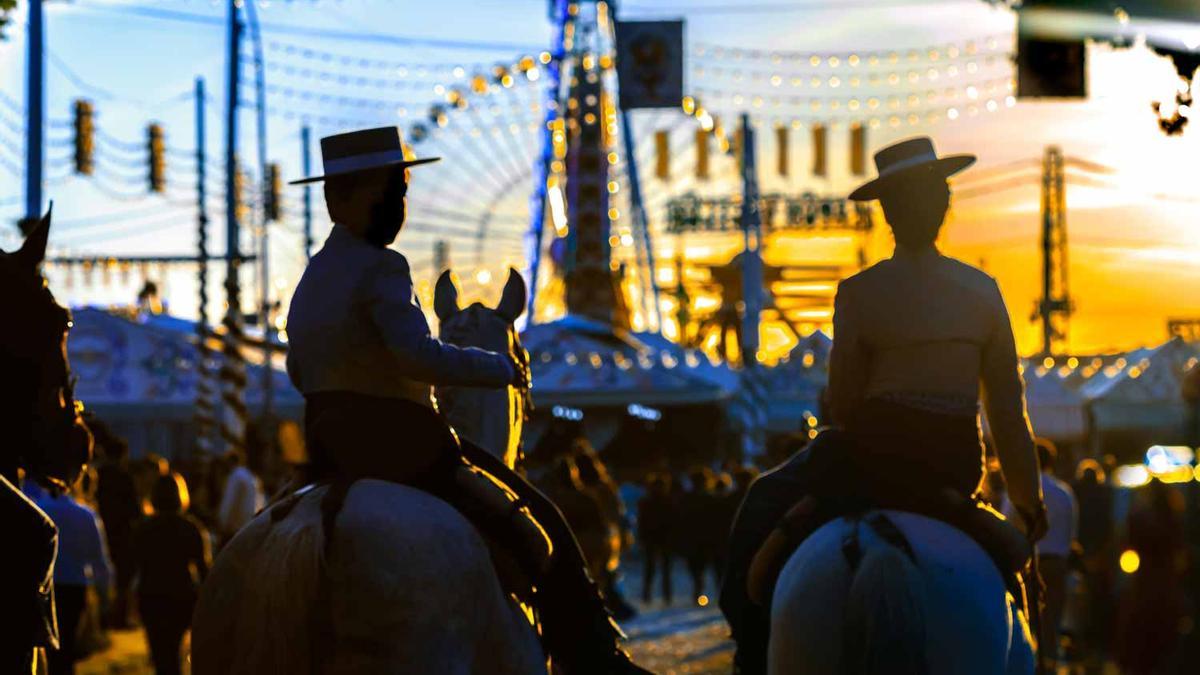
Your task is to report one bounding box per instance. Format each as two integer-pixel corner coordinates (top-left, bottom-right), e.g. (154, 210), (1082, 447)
(522, 315), (730, 407)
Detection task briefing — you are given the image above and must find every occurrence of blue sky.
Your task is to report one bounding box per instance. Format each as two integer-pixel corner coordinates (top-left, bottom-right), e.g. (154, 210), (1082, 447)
(0, 0), (1197, 353)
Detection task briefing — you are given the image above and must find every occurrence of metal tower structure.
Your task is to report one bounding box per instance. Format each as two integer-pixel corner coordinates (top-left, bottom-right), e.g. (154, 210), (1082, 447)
(561, 1), (627, 328)
(1035, 145), (1071, 356)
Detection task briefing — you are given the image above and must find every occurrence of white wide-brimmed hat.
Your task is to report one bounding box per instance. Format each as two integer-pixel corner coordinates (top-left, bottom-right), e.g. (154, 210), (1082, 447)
(848, 136), (975, 201)
(289, 126), (439, 185)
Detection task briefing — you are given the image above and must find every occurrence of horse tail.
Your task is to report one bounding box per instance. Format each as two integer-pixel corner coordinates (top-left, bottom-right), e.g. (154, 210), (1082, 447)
(238, 495), (327, 675)
(842, 514), (928, 675)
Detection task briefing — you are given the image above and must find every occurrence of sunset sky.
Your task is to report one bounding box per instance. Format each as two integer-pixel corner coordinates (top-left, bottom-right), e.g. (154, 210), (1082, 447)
(0, 0), (1196, 357)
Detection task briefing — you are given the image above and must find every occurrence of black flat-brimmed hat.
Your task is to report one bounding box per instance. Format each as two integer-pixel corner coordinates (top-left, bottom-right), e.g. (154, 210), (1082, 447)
(289, 126), (439, 185)
(848, 136), (975, 201)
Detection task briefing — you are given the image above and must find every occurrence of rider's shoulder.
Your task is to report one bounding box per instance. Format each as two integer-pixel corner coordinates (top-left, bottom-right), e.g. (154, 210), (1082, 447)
(836, 260), (887, 295)
(937, 254), (1002, 296)
(366, 247), (413, 278)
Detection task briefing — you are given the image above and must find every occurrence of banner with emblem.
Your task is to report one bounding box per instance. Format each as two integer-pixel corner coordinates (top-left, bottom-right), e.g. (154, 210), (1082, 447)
(615, 20), (685, 110)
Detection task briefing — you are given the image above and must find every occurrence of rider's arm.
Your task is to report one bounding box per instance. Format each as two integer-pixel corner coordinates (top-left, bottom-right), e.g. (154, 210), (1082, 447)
(829, 280), (869, 427)
(980, 280), (1044, 525)
(365, 252), (515, 388)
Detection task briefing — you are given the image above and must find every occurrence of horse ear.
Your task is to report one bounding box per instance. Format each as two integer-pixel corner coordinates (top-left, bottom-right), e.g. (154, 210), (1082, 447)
(495, 268), (527, 323)
(15, 203), (52, 270)
(434, 269), (460, 322)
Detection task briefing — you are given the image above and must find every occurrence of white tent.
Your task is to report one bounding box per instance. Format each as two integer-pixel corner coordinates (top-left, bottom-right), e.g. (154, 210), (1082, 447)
(1081, 337), (1199, 441)
(1021, 366), (1087, 442)
(68, 307), (302, 458)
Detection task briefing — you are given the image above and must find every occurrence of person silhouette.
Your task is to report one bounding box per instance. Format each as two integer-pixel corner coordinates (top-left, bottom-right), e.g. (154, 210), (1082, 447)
(285, 127), (648, 674)
(720, 136), (1048, 675)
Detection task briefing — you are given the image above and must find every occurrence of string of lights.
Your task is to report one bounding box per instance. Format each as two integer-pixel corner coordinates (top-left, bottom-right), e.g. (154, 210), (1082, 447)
(691, 34), (1010, 65)
(692, 57), (1011, 90)
(691, 78), (1015, 112)
(261, 64), (447, 93)
(265, 40), (486, 76)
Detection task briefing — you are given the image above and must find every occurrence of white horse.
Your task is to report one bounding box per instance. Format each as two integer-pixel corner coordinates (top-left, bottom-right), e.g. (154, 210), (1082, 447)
(768, 510), (1036, 675)
(191, 269), (545, 675)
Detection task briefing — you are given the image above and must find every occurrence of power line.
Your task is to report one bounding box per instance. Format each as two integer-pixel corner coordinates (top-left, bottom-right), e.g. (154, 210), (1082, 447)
(625, 1), (959, 14)
(73, 2), (542, 53)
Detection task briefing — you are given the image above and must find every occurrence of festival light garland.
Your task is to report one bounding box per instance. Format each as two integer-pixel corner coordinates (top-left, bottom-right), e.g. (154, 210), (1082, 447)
(691, 34), (1010, 65)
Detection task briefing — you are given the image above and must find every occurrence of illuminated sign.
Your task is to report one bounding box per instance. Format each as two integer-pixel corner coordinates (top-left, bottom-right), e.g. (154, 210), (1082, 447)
(665, 192), (875, 234)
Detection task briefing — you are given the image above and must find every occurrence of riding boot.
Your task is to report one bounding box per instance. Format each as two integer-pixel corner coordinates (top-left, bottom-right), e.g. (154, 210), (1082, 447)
(436, 455), (650, 674)
(535, 553), (652, 675)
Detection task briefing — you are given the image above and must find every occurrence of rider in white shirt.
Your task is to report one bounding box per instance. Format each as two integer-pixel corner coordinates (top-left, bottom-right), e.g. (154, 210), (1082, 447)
(722, 137), (1048, 674)
(285, 127), (648, 675)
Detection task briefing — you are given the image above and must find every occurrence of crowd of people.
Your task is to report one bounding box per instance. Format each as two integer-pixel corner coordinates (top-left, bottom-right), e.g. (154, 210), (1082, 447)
(538, 420), (1199, 673)
(24, 414), (268, 675)
(23, 404), (1200, 674)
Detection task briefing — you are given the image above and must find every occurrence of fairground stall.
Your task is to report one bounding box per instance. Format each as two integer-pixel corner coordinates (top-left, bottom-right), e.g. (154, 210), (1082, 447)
(1017, 338), (1200, 465)
(522, 316), (738, 479)
(68, 307), (302, 460)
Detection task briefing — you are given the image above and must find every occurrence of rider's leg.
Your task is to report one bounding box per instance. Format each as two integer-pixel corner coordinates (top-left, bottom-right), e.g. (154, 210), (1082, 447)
(421, 440), (649, 675)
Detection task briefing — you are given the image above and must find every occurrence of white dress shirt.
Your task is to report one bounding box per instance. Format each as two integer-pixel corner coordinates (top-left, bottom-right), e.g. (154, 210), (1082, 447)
(285, 224), (513, 407)
(26, 482), (112, 589)
(1003, 474), (1077, 556)
(829, 244), (1035, 474)
(217, 465), (265, 537)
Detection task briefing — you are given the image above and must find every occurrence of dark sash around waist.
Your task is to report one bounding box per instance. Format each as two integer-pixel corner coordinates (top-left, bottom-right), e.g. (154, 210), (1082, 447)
(303, 391), (459, 483)
(841, 397), (985, 500)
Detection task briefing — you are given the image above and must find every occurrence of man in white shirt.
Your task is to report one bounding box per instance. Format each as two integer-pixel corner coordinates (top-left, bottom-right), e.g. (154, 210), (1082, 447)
(27, 478), (113, 675)
(284, 127), (647, 674)
(216, 452), (264, 541)
(1005, 438), (1077, 668)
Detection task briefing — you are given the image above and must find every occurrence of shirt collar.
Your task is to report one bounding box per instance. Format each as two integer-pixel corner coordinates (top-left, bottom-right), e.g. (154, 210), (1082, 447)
(892, 243), (940, 262)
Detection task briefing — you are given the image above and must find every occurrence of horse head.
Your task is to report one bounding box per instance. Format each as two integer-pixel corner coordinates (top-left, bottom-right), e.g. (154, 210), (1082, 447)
(0, 206), (91, 490)
(434, 268), (529, 469)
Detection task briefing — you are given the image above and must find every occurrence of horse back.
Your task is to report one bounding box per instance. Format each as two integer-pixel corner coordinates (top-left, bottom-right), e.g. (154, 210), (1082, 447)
(193, 480), (545, 675)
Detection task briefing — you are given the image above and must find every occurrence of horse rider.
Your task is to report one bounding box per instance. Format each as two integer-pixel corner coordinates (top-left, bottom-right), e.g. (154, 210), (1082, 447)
(284, 127), (649, 674)
(720, 136), (1049, 674)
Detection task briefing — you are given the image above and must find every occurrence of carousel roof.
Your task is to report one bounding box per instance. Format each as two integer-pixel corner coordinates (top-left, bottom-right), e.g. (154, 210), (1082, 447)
(521, 315), (732, 407)
(68, 306), (301, 416)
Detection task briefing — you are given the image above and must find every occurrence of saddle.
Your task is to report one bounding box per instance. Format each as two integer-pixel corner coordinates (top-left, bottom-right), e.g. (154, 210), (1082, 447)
(272, 391), (551, 604)
(744, 430), (1033, 611)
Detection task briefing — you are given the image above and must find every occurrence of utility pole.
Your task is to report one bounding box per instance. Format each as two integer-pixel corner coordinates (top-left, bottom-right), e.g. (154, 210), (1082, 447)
(433, 239), (450, 283)
(739, 113), (763, 368)
(738, 113), (767, 460)
(22, 0), (45, 232)
(301, 124), (313, 259)
(1036, 145), (1070, 356)
(219, 0), (248, 457)
(193, 77), (217, 457)
(244, 0), (273, 422)
(621, 107), (663, 332)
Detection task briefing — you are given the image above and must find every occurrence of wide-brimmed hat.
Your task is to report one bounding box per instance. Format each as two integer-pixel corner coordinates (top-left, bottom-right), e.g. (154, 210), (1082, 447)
(289, 126), (439, 185)
(848, 136), (975, 201)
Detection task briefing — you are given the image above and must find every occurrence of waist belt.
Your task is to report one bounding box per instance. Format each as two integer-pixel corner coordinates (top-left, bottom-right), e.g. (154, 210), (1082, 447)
(303, 391), (459, 483)
(847, 397), (985, 498)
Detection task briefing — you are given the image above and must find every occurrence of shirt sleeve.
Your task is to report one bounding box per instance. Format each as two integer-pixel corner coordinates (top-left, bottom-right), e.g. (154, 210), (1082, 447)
(980, 280), (1042, 513)
(363, 253), (515, 388)
(85, 509), (113, 590)
(829, 281), (870, 427)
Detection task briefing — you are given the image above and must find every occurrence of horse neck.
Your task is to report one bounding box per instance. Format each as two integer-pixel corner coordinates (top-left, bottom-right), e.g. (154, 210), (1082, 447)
(443, 386), (521, 469)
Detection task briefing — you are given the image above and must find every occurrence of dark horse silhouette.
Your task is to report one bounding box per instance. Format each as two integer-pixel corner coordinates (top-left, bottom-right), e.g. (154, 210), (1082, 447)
(0, 208), (93, 673)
